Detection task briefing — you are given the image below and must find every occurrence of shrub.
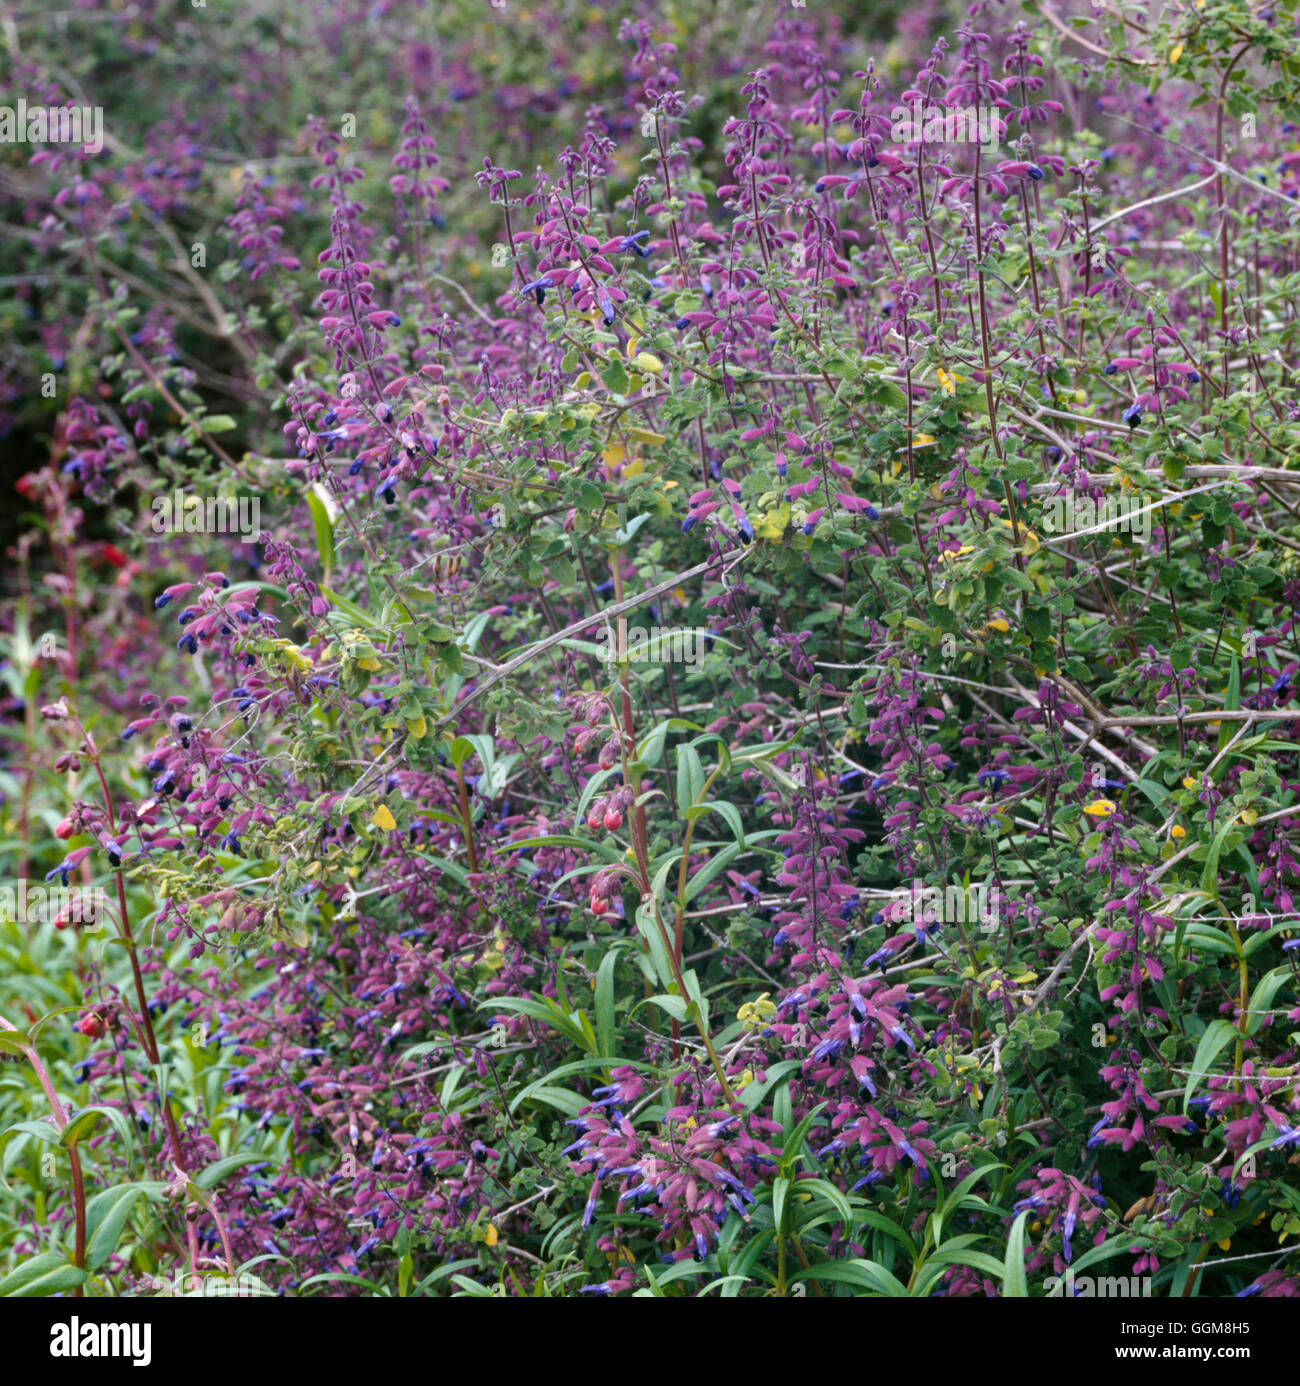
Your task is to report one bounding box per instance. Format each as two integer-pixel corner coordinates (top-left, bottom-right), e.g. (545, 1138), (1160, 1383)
(2, 0), (1300, 1300)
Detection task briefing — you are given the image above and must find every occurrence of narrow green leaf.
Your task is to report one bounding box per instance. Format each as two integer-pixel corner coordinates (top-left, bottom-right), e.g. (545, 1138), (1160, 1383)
(84, 1184), (146, 1271)
(1184, 1020), (1237, 1113)
(1002, 1210), (1030, 1297)
(0, 1253), (87, 1297)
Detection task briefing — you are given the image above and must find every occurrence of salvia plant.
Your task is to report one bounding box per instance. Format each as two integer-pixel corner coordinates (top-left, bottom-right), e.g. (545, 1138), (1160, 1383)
(2, 0), (1300, 1306)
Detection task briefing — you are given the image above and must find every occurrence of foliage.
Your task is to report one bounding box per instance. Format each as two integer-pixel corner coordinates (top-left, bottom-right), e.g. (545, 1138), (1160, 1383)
(2, 0), (1300, 1299)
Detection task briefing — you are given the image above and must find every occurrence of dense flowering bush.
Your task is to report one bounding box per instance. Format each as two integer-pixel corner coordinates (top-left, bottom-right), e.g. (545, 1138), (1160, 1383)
(4, 0), (1300, 1303)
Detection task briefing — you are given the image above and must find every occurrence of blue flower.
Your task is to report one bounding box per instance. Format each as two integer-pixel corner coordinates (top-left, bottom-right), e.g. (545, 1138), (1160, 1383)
(618, 231), (651, 258)
(518, 275), (553, 306)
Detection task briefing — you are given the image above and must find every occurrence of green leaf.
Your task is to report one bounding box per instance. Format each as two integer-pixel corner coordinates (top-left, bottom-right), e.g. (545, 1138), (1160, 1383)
(0, 1252), (87, 1297)
(601, 359), (630, 395)
(487, 996), (594, 1053)
(801, 1178), (853, 1227)
(62, 1105), (136, 1152)
(927, 1247), (1007, 1281)
(634, 899), (678, 992)
(191, 1152), (271, 1190)
(1184, 1020), (1237, 1112)
(1200, 817), (1244, 901)
(772, 1175), (790, 1233)
(645, 993), (689, 1022)
(509, 1085), (588, 1117)
(675, 743), (706, 811)
(319, 584), (379, 629)
(595, 948), (619, 1062)
(305, 487), (335, 586)
(1219, 657), (1241, 751)
(1246, 967), (1292, 1036)
(1002, 1210), (1030, 1297)
(683, 800), (745, 848)
(805, 1259), (911, 1295)
(2, 1119), (61, 1147)
(60, 1109), (107, 1148)
(84, 1184), (146, 1271)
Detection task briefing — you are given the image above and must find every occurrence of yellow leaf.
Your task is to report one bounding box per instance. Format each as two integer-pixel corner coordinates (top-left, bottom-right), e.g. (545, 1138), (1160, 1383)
(1169, 42), (1184, 64)
(602, 444), (626, 469)
(371, 805), (397, 832)
(623, 456), (645, 478)
(1170, 824), (1186, 839)
(355, 656), (381, 672)
(755, 502), (791, 540)
(627, 426), (667, 446)
(405, 714), (428, 739)
(987, 618), (1010, 633)
(1083, 799), (1116, 817)
(631, 353), (664, 375)
(485, 1224), (499, 1247)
